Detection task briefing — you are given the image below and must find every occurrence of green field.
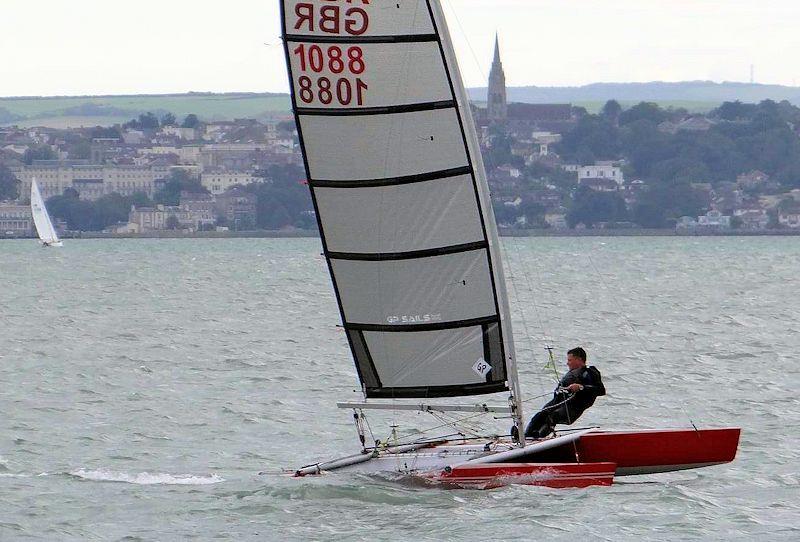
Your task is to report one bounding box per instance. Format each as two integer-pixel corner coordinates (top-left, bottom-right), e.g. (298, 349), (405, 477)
(11, 116), (132, 129)
(0, 92), (718, 129)
(0, 93), (292, 127)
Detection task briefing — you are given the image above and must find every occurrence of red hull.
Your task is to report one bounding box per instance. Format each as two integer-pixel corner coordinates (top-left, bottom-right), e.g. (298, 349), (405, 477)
(516, 427), (741, 476)
(429, 462), (617, 489)
(578, 427), (741, 475)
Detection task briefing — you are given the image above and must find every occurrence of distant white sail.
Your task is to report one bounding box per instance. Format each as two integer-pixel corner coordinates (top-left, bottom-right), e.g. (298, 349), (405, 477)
(281, 0), (519, 401)
(30, 178), (62, 247)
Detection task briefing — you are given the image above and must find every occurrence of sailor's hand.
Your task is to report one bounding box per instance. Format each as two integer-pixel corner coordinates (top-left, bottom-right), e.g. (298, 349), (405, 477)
(565, 384), (584, 393)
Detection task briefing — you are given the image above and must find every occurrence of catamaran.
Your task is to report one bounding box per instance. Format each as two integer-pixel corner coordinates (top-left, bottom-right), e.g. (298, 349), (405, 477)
(30, 178), (63, 247)
(280, 0), (739, 488)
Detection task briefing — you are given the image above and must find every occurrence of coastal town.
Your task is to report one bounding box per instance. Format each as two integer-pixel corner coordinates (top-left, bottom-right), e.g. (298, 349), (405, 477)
(4, 40), (800, 237)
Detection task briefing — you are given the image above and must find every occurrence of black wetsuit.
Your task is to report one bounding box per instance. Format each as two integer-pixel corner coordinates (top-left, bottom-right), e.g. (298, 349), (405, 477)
(524, 365), (605, 439)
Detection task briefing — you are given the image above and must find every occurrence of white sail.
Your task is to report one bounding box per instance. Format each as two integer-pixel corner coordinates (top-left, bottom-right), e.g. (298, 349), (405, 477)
(30, 178), (62, 247)
(281, 1), (520, 411)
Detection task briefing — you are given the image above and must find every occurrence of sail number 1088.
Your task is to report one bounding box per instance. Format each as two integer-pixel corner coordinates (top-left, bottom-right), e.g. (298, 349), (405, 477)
(293, 44), (368, 106)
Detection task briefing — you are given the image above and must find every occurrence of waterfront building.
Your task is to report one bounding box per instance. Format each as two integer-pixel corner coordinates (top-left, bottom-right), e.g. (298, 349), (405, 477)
(0, 202), (32, 236)
(698, 210), (732, 230)
(128, 202), (215, 232)
(13, 163), (171, 200)
(778, 203), (800, 228)
(214, 187), (257, 230)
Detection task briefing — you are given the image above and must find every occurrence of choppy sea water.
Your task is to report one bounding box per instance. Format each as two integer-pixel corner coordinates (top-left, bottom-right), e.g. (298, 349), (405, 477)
(0, 237), (798, 541)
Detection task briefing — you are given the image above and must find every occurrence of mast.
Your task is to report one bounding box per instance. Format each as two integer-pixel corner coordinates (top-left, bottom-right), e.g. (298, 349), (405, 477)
(427, 0), (524, 440)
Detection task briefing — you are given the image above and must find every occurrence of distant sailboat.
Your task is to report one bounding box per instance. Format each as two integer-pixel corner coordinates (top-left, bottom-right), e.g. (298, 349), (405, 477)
(280, 0), (739, 488)
(30, 178), (63, 247)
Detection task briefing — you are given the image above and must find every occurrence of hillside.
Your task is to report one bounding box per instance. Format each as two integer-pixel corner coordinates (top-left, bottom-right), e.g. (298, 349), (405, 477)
(4, 81), (800, 128)
(0, 93), (292, 128)
(468, 81), (800, 109)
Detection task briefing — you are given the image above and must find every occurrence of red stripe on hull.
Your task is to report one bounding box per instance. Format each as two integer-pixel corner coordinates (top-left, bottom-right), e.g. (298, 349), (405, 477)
(575, 428), (741, 475)
(429, 462), (616, 489)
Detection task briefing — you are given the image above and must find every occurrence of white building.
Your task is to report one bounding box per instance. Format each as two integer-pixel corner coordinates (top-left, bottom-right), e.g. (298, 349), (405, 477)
(161, 126), (197, 140)
(778, 204), (800, 228)
(200, 170), (258, 195)
(697, 210), (732, 230)
(545, 212), (567, 230)
(531, 131), (561, 156)
(140, 146), (201, 165)
(14, 164), (171, 200)
(0, 203), (32, 235)
(735, 209), (769, 230)
(121, 130), (146, 145)
(128, 203), (215, 232)
(578, 163), (625, 185)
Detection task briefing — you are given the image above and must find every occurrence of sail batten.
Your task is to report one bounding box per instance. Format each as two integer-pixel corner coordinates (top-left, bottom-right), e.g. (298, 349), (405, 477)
(310, 166), (473, 188)
(281, 0), (517, 400)
(345, 315), (500, 333)
(284, 34), (439, 44)
(297, 100), (455, 116)
(327, 241), (488, 262)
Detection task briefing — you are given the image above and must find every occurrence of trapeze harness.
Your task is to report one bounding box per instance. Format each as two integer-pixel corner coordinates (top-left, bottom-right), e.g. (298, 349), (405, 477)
(525, 365), (606, 439)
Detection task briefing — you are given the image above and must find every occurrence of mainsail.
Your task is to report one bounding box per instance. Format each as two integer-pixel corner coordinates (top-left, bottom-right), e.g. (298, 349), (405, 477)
(281, 1), (520, 404)
(30, 178), (61, 246)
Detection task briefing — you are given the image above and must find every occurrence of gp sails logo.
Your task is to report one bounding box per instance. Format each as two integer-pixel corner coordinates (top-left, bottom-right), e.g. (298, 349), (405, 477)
(386, 314), (442, 324)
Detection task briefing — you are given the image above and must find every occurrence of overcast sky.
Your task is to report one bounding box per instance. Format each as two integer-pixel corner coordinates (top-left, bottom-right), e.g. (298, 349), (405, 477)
(2, 0), (799, 97)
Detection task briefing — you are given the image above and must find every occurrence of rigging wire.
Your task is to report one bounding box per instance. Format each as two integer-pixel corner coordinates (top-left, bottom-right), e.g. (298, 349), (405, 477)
(441, 0), (564, 385)
(585, 250), (698, 428)
(373, 391), (555, 447)
(443, 0), (559, 396)
(443, 0), (561, 388)
(442, 0), (489, 82)
(510, 237), (562, 385)
(503, 237), (558, 410)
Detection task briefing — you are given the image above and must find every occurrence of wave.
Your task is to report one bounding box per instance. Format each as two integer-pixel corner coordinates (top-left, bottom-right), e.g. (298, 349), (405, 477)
(68, 469), (224, 485)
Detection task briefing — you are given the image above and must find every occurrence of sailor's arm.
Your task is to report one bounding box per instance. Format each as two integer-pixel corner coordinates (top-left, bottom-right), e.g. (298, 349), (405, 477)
(565, 374), (605, 395)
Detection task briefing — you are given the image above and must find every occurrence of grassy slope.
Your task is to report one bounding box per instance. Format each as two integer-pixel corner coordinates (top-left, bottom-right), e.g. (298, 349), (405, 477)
(0, 93), (292, 126)
(11, 116), (133, 129)
(0, 92), (717, 128)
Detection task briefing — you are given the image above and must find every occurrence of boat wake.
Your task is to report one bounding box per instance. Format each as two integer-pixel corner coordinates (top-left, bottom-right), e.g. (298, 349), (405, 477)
(68, 468), (224, 486)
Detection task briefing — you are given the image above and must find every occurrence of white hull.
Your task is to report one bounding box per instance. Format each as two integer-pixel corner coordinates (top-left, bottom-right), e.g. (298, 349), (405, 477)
(296, 431), (592, 476)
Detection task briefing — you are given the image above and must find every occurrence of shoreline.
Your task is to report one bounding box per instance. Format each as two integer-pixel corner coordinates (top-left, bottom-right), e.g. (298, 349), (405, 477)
(5, 228), (800, 240)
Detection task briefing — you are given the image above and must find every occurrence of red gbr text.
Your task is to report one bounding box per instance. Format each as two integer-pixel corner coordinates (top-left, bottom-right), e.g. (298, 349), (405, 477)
(293, 1), (370, 35)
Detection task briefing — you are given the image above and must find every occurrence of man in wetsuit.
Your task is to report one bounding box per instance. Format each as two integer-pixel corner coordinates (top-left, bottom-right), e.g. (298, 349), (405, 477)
(524, 347), (605, 439)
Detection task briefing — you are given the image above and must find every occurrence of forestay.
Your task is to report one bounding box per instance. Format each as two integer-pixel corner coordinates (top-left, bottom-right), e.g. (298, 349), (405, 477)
(281, 0), (518, 400)
(30, 179), (60, 245)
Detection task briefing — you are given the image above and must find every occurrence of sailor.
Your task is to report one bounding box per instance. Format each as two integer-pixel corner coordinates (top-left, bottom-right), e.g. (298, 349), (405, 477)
(524, 347), (605, 439)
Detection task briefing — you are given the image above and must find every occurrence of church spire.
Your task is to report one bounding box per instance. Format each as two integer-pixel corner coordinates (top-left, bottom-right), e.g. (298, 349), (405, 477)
(487, 33), (507, 122)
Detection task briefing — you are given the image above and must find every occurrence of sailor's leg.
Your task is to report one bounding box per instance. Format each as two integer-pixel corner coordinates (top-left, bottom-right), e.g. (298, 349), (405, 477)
(525, 410), (553, 439)
(551, 404), (587, 428)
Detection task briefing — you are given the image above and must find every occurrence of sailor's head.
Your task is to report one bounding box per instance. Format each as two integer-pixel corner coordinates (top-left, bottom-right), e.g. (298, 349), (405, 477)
(567, 347), (587, 370)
